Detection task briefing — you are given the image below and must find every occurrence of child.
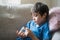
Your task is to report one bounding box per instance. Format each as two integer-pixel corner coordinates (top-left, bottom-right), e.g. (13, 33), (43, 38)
(16, 2), (51, 40)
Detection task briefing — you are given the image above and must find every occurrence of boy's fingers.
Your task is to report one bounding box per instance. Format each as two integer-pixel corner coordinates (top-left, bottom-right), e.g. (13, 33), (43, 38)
(19, 32), (26, 38)
(16, 30), (18, 33)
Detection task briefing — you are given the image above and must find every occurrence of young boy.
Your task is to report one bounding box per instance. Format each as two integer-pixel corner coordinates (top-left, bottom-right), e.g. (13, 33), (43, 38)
(16, 2), (51, 40)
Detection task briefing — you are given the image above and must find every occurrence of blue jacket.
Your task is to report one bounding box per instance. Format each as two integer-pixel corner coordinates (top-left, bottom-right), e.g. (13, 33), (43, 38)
(16, 20), (51, 40)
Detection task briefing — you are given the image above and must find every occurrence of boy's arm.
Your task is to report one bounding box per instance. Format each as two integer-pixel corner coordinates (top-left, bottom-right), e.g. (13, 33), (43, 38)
(29, 32), (39, 40)
(26, 29), (39, 40)
(26, 20), (39, 40)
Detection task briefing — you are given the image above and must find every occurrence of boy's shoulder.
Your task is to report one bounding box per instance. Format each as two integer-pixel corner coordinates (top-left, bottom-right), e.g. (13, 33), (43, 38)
(26, 20), (35, 28)
(42, 21), (49, 29)
(39, 21), (48, 28)
(27, 20), (34, 24)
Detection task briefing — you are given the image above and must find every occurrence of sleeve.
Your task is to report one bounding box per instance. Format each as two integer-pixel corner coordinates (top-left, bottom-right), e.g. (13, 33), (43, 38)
(26, 20), (32, 29)
(43, 23), (52, 40)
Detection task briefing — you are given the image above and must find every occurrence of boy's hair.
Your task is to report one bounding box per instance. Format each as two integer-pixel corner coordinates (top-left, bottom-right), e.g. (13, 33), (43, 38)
(31, 2), (49, 18)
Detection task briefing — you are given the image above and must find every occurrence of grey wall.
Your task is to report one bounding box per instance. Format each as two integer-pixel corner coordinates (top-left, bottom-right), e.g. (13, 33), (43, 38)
(50, 0), (60, 8)
(0, 5), (32, 40)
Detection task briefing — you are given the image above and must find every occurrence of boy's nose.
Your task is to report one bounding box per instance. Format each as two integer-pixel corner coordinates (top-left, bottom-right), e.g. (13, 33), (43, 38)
(33, 17), (35, 21)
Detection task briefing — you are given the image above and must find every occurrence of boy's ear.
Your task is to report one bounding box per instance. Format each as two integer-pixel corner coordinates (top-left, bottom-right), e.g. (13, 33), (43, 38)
(43, 13), (47, 18)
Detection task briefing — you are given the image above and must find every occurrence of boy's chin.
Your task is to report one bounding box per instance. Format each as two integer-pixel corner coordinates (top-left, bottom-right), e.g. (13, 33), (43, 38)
(35, 22), (42, 25)
(35, 22), (40, 25)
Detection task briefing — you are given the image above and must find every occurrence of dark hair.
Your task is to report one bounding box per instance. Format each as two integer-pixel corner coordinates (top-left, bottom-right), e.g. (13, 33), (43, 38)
(31, 2), (49, 19)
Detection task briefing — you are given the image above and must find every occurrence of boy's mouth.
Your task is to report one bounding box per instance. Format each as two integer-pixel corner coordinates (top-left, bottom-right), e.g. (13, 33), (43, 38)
(35, 21), (38, 24)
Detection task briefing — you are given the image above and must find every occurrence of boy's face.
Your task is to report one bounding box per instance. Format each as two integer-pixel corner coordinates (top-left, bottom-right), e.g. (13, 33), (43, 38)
(31, 12), (46, 25)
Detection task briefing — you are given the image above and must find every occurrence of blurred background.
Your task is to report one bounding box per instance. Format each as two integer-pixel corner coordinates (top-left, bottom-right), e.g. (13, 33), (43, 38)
(0, 0), (60, 40)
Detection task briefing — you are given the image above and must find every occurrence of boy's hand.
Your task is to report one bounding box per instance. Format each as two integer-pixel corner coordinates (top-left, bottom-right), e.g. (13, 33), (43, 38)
(16, 27), (39, 40)
(26, 29), (39, 40)
(18, 31), (26, 38)
(16, 27), (33, 38)
(16, 27), (28, 38)
(16, 30), (26, 38)
(16, 30), (19, 36)
(25, 27), (33, 37)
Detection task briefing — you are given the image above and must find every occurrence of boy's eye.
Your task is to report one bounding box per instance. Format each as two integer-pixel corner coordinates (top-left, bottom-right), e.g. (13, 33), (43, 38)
(35, 15), (38, 17)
